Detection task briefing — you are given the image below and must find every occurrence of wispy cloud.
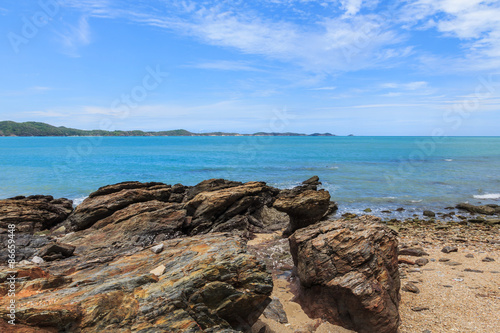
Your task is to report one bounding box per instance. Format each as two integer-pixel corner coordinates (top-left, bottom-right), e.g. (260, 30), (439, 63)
(309, 86), (337, 91)
(189, 60), (264, 72)
(0, 7), (8, 15)
(54, 16), (91, 57)
(381, 81), (428, 90)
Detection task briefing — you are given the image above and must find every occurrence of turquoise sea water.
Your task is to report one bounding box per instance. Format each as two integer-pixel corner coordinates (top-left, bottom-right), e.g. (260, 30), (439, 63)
(1, 136), (499, 216)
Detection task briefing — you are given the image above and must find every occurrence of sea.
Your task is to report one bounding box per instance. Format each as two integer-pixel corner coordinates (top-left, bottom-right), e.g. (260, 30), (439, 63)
(1, 136), (499, 218)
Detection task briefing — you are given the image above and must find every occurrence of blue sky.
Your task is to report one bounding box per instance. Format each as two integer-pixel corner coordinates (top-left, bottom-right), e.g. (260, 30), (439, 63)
(1, 0), (499, 135)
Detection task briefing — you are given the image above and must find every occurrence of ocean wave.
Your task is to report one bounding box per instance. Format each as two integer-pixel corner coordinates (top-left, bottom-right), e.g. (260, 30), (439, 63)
(444, 159), (453, 162)
(473, 193), (500, 200)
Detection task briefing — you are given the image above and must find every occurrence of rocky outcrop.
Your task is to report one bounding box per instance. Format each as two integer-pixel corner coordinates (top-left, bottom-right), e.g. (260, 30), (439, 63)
(456, 203), (500, 215)
(0, 233), (272, 332)
(64, 179), (298, 239)
(289, 216), (400, 333)
(0, 195), (73, 232)
(274, 189), (331, 236)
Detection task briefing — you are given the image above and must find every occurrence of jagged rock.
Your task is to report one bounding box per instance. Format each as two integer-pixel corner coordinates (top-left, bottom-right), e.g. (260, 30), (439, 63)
(64, 179), (324, 238)
(0, 195), (73, 232)
(66, 181), (172, 231)
(274, 189), (331, 237)
(289, 216), (400, 333)
(0, 233), (51, 263)
(184, 181), (280, 235)
(456, 203), (500, 215)
(0, 233), (273, 332)
(186, 178), (244, 200)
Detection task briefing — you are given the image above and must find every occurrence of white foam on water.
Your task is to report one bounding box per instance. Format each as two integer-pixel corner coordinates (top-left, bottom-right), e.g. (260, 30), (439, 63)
(444, 159), (453, 162)
(72, 196), (88, 207)
(473, 193), (500, 200)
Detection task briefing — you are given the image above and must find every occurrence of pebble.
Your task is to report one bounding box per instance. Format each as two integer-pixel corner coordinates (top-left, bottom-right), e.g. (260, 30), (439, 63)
(482, 257), (495, 262)
(412, 306), (430, 312)
(150, 243), (164, 254)
(438, 258), (450, 262)
(149, 264), (166, 276)
(31, 256), (44, 264)
(441, 246), (458, 254)
(444, 261), (462, 266)
(399, 247), (429, 257)
(402, 282), (420, 294)
(464, 268), (484, 273)
(415, 258), (429, 266)
(464, 254), (474, 258)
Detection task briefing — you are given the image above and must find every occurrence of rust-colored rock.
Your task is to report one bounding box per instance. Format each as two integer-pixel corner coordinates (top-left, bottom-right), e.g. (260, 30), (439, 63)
(0, 234), (272, 332)
(289, 216), (400, 333)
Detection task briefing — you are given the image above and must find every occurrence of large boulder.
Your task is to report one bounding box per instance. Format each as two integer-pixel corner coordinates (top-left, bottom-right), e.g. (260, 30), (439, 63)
(289, 216), (400, 333)
(0, 195), (73, 232)
(0, 233), (273, 332)
(274, 189), (331, 236)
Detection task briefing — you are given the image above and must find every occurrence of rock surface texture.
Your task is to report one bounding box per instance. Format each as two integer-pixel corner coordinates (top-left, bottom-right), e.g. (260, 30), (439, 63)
(0, 177), (344, 332)
(0, 234), (272, 332)
(289, 216), (401, 333)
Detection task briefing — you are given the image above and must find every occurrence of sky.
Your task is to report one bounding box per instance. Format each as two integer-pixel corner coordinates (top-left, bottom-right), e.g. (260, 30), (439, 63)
(1, 0), (500, 135)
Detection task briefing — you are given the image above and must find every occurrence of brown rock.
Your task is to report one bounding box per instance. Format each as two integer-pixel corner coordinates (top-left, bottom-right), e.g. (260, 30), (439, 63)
(0, 195), (73, 232)
(398, 247), (429, 257)
(415, 258), (429, 266)
(402, 282), (420, 294)
(38, 242), (75, 261)
(456, 203), (500, 215)
(66, 181), (172, 231)
(289, 216), (400, 333)
(441, 246), (458, 254)
(274, 189), (331, 236)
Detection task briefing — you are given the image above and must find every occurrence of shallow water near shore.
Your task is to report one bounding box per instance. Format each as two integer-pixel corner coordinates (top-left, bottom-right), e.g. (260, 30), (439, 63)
(1, 136), (499, 216)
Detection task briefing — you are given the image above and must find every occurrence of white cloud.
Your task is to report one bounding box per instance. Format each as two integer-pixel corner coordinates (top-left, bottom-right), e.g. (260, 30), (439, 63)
(54, 16), (91, 57)
(381, 81), (428, 90)
(309, 86), (337, 90)
(340, 0), (363, 16)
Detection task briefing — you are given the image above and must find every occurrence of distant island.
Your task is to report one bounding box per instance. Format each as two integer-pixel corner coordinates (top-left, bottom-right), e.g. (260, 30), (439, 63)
(0, 121), (337, 137)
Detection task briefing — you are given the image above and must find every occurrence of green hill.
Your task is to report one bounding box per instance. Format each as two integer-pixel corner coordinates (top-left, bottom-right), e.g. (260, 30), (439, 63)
(0, 121), (337, 137)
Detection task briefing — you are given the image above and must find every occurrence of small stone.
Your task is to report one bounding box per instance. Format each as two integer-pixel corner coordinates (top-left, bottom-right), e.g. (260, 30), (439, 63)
(149, 264), (166, 277)
(444, 261), (462, 266)
(411, 306), (429, 312)
(441, 246), (458, 254)
(381, 210), (392, 213)
(415, 258), (429, 266)
(363, 208), (372, 213)
(482, 257), (495, 262)
(442, 285), (453, 288)
(464, 268), (483, 273)
(423, 210), (436, 217)
(464, 254), (474, 258)
(439, 258), (450, 262)
(396, 207), (405, 212)
(399, 248), (429, 257)
(402, 282), (420, 294)
(31, 256), (45, 264)
(423, 330), (432, 333)
(150, 243), (164, 254)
